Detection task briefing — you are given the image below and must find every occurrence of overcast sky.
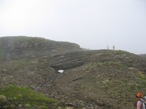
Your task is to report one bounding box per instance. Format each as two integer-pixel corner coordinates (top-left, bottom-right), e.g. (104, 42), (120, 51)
(0, 0), (146, 54)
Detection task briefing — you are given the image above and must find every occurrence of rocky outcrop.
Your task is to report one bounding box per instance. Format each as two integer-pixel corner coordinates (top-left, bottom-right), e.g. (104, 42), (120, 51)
(49, 50), (146, 72)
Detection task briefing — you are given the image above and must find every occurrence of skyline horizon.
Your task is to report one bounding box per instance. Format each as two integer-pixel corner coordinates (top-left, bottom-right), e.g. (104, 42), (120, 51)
(0, 35), (145, 55)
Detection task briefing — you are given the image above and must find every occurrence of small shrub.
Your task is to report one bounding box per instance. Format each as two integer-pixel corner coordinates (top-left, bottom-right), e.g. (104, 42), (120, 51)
(0, 95), (7, 102)
(24, 103), (31, 108)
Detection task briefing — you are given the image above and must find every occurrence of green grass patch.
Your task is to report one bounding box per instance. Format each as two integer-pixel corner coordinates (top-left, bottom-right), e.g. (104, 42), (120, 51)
(0, 85), (59, 109)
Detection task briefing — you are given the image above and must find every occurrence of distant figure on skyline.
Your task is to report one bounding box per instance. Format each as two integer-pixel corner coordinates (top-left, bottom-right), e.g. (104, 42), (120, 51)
(113, 45), (115, 50)
(107, 45), (109, 50)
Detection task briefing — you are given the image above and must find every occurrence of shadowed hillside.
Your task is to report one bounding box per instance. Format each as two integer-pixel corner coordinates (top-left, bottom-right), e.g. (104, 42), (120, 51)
(0, 36), (146, 109)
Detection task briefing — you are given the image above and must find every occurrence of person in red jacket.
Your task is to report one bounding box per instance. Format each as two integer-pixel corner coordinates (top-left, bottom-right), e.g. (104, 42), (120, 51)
(136, 92), (143, 109)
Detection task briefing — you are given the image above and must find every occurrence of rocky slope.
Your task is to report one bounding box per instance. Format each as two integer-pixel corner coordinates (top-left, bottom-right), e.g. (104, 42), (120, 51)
(0, 36), (146, 109)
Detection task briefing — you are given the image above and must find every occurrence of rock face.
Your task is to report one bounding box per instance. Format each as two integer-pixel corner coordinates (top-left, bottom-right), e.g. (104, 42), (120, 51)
(0, 36), (146, 109)
(0, 36), (82, 60)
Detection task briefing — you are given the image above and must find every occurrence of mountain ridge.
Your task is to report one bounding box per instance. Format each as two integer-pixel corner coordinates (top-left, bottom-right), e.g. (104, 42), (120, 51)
(0, 36), (83, 60)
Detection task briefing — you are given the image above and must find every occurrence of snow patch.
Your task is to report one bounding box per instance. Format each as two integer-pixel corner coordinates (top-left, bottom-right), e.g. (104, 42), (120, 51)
(58, 69), (64, 74)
